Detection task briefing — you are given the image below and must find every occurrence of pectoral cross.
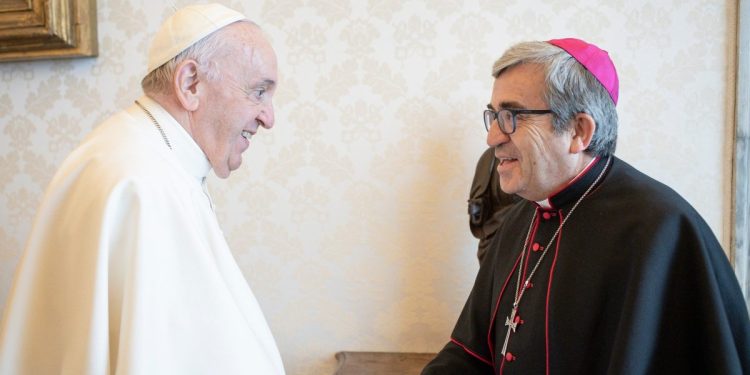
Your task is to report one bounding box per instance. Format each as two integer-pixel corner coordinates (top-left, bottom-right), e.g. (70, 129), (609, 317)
(500, 306), (518, 355)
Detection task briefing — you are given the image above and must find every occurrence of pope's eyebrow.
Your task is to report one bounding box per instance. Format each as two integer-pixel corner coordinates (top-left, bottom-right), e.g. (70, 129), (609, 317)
(251, 79), (275, 89)
(258, 79), (275, 87)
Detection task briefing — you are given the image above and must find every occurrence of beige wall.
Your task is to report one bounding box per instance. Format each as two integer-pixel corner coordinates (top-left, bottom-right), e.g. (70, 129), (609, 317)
(0, 0), (735, 374)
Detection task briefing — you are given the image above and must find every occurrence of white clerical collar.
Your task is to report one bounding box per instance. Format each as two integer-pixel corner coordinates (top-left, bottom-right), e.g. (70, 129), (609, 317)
(136, 95), (212, 180)
(536, 198), (553, 210)
(536, 157), (598, 209)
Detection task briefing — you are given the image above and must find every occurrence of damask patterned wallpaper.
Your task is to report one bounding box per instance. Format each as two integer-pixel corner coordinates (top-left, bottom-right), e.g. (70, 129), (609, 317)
(0, 0), (735, 373)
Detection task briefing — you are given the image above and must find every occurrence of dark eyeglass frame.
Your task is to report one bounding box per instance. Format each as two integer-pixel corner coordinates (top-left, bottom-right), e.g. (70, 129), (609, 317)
(483, 108), (554, 134)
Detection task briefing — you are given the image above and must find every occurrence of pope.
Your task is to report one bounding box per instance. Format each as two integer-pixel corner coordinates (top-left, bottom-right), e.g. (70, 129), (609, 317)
(0, 4), (285, 374)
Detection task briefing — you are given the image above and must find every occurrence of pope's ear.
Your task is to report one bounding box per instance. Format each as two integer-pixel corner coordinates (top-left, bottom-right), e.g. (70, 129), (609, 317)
(172, 59), (201, 112)
(569, 113), (596, 154)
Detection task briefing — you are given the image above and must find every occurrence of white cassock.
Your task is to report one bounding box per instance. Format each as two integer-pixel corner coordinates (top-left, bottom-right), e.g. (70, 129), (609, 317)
(0, 96), (285, 375)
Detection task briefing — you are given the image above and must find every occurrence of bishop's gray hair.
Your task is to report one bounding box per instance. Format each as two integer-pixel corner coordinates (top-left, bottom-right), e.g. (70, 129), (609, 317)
(141, 20), (256, 95)
(492, 41), (618, 157)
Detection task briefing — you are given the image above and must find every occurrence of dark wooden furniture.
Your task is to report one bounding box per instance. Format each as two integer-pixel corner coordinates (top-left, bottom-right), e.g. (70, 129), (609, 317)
(334, 351), (437, 375)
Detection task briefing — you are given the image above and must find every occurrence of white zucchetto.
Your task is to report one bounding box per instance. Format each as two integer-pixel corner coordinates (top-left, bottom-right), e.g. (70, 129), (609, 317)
(147, 3), (245, 73)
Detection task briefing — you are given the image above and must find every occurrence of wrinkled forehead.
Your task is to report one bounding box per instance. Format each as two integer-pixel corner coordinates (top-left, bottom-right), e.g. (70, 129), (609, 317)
(215, 34), (278, 90)
(217, 23), (278, 79)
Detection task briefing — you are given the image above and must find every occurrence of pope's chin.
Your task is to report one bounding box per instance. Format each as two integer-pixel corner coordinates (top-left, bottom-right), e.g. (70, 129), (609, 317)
(216, 137), (249, 177)
(214, 165), (232, 178)
(212, 155), (242, 179)
(223, 154), (245, 178)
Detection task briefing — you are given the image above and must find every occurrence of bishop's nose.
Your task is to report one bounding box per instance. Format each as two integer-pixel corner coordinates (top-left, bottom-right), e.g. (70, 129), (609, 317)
(486, 119), (510, 147)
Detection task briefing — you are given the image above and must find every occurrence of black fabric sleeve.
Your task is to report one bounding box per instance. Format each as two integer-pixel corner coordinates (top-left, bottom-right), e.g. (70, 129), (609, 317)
(421, 342), (494, 375)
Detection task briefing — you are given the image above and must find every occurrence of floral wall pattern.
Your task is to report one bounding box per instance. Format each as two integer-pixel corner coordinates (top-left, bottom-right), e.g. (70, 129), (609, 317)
(0, 0), (735, 373)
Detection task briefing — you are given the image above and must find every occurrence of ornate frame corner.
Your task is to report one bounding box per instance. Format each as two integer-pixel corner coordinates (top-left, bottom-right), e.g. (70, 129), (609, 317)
(0, 0), (97, 62)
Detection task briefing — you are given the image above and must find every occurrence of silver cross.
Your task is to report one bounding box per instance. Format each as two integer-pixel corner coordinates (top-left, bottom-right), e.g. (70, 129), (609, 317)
(500, 306), (518, 355)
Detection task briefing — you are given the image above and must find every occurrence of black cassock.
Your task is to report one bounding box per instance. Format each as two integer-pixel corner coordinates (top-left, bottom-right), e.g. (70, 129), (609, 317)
(423, 156), (750, 375)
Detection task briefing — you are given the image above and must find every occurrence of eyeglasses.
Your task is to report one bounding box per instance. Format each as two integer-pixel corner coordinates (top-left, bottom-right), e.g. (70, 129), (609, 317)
(483, 108), (554, 134)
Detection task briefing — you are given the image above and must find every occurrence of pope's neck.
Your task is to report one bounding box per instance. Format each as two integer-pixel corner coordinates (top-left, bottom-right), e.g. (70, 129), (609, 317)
(145, 93), (193, 138)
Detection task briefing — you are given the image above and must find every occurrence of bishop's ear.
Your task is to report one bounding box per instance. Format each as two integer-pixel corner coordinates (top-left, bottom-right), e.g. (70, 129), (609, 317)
(172, 59), (202, 112)
(569, 113), (596, 154)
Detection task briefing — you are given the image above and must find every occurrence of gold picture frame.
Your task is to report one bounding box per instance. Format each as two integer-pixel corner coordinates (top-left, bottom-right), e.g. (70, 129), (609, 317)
(0, 0), (97, 62)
